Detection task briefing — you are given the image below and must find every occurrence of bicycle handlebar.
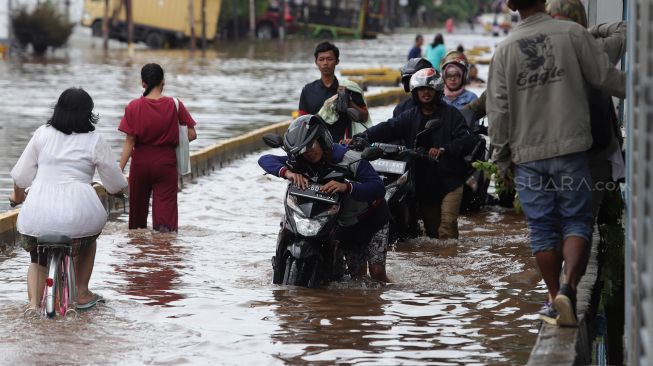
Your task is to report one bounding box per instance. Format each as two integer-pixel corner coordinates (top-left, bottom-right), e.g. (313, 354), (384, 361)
(8, 184), (125, 208)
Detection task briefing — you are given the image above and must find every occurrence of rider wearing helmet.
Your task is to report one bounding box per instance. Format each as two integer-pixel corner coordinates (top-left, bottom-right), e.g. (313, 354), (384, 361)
(354, 68), (471, 239)
(393, 57), (435, 118)
(440, 50), (478, 110)
(258, 115), (391, 282)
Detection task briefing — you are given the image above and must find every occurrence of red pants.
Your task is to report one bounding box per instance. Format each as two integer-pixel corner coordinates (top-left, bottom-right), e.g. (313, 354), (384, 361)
(128, 145), (178, 231)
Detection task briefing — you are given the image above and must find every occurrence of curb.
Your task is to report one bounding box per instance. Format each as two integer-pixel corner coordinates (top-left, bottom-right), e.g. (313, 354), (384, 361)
(527, 231), (601, 365)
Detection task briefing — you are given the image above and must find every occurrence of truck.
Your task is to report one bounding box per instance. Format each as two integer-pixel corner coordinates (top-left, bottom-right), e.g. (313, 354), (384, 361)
(82, 0), (222, 48)
(255, 0), (384, 40)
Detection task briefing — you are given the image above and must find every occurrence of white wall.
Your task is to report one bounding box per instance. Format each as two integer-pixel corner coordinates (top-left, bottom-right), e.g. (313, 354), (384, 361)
(586, 0), (624, 26)
(0, 0), (8, 41)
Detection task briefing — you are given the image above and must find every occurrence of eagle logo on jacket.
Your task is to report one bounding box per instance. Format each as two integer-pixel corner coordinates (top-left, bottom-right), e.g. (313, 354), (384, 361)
(515, 34), (566, 89)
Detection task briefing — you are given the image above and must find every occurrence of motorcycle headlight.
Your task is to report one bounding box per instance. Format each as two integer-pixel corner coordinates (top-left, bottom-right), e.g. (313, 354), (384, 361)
(287, 195), (339, 218)
(317, 203), (340, 217)
(292, 213), (329, 236)
(286, 194), (302, 214)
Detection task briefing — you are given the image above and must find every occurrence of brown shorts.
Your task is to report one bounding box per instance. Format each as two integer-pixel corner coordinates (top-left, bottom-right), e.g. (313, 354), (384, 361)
(21, 233), (100, 257)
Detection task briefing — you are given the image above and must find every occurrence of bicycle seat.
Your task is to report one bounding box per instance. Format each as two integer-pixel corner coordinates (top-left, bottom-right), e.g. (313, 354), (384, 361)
(37, 235), (72, 245)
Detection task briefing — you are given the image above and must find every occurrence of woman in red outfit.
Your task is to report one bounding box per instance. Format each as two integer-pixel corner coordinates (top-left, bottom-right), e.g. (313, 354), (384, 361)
(119, 63), (197, 232)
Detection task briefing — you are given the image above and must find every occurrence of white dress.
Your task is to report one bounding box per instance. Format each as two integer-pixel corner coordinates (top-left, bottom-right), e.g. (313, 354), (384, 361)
(11, 125), (128, 238)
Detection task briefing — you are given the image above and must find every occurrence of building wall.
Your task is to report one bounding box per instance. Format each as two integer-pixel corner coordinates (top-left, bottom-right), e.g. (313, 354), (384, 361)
(586, 0), (624, 26)
(0, 0), (9, 41)
(626, 0), (652, 364)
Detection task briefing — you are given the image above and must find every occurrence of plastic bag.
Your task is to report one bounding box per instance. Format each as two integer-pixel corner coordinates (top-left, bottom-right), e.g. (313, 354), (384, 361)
(173, 98), (191, 175)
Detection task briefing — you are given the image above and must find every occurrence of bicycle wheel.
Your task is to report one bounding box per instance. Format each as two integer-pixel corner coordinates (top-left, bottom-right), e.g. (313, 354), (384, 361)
(44, 250), (63, 318)
(59, 254), (70, 316)
(65, 254), (76, 310)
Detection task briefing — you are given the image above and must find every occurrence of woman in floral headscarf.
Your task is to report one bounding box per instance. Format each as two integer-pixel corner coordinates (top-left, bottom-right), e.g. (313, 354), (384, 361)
(439, 50), (477, 110)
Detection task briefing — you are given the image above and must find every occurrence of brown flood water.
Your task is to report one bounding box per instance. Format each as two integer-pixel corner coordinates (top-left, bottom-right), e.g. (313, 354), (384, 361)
(0, 150), (544, 365)
(0, 30), (545, 364)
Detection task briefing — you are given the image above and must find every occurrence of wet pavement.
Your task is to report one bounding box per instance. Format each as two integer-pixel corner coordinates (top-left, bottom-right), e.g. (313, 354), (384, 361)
(0, 29), (546, 365)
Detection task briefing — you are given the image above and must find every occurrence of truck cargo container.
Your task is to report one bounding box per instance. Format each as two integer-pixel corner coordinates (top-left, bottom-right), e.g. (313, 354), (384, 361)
(82, 0), (222, 48)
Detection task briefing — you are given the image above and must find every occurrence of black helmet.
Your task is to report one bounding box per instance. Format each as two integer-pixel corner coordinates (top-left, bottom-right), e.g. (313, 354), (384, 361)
(410, 68), (444, 102)
(283, 115), (334, 158)
(400, 57), (434, 92)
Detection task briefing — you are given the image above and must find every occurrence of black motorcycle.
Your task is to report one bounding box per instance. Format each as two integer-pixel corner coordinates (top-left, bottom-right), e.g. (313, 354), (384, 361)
(351, 119), (440, 244)
(459, 110), (492, 213)
(262, 133), (382, 288)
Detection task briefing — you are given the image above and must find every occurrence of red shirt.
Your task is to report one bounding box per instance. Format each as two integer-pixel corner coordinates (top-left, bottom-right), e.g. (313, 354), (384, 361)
(119, 96), (197, 147)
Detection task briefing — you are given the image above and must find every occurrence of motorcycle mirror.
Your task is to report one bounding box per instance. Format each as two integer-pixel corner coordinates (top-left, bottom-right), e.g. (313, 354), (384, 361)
(262, 133), (284, 148)
(459, 108), (477, 129)
(424, 119), (441, 130)
(361, 146), (383, 161)
(415, 119), (442, 145)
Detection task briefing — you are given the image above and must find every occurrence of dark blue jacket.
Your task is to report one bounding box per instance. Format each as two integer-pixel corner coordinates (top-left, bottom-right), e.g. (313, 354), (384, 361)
(393, 97), (420, 118)
(364, 103), (471, 202)
(258, 144), (385, 204)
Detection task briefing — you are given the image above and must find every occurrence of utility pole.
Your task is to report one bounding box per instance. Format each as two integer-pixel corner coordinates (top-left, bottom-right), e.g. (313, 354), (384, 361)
(201, 0), (207, 51)
(303, 0), (309, 39)
(126, 0), (133, 56)
(7, 0), (12, 56)
(249, 0), (255, 39)
(102, 0), (109, 50)
(231, 0), (238, 40)
(64, 0), (71, 22)
(278, 0), (285, 42)
(188, 0), (196, 52)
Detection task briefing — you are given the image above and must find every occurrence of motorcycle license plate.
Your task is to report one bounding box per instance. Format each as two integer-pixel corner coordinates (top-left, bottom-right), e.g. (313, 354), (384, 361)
(371, 159), (406, 175)
(288, 183), (339, 204)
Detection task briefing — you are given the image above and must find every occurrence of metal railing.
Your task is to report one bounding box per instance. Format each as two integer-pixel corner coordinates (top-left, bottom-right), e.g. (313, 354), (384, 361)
(626, 0), (653, 364)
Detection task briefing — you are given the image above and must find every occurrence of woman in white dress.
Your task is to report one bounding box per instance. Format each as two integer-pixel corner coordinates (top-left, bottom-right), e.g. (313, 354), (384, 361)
(9, 88), (127, 311)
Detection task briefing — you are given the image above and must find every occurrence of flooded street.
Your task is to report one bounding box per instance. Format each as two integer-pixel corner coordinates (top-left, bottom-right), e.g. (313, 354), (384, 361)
(0, 29), (494, 210)
(0, 29), (546, 364)
(0, 151), (543, 365)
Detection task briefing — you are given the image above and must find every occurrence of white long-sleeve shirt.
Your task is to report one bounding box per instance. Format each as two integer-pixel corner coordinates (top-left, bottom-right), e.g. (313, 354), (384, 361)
(11, 125), (128, 238)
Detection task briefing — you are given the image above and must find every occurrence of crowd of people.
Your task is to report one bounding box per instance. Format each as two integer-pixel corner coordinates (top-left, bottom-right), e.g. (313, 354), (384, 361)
(8, 0), (625, 329)
(259, 0), (626, 328)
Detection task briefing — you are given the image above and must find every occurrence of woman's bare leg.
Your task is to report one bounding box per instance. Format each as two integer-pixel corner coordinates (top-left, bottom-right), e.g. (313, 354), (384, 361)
(27, 263), (46, 309)
(75, 240), (97, 304)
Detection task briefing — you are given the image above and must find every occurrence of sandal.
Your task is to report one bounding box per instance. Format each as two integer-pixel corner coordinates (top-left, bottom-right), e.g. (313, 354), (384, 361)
(77, 293), (105, 310)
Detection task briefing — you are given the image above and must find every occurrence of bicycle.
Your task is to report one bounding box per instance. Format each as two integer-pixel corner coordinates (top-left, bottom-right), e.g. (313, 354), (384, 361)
(10, 189), (116, 319)
(37, 234), (78, 318)
(9, 196), (73, 318)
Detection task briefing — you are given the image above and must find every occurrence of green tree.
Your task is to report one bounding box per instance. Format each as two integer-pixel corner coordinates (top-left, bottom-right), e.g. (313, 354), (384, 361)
(12, 4), (74, 55)
(434, 0), (480, 22)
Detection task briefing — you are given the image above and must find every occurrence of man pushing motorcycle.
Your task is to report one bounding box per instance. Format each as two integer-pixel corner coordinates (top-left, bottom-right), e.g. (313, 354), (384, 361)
(348, 68), (472, 239)
(258, 115), (391, 283)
